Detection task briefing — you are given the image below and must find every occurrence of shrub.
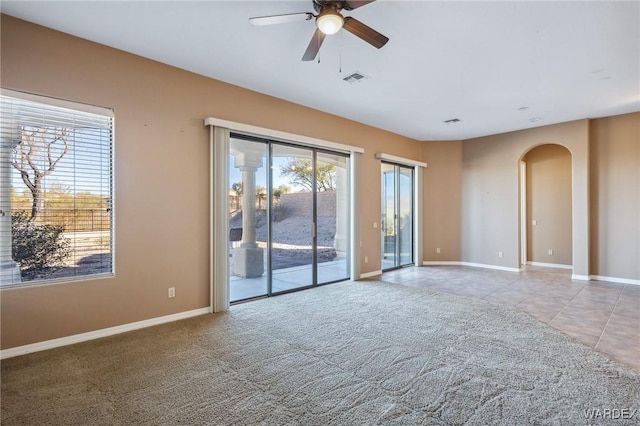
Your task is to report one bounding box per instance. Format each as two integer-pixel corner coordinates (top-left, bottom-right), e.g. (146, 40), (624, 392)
(11, 211), (71, 274)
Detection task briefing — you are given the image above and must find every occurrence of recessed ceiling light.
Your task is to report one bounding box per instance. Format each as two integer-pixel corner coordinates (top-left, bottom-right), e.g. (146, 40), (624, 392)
(530, 117), (542, 123)
(518, 106), (529, 111)
(444, 118), (461, 123)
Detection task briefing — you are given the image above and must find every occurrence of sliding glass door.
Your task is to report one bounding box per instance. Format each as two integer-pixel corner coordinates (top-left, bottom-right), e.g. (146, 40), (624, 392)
(229, 134), (350, 302)
(270, 144), (314, 293)
(381, 162), (414, 271)
(317, 152), (350, 284)
(398, 166), (413, 266)
(381, 164), (397, 270)
(228, 138), (269, 301)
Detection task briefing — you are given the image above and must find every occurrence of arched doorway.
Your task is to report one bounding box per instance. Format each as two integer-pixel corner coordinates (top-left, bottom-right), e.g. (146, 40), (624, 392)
(520, 144), (573, 269)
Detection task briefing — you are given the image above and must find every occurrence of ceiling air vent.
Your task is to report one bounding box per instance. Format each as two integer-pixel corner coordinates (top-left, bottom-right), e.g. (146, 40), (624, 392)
(342, 72), (369, 84)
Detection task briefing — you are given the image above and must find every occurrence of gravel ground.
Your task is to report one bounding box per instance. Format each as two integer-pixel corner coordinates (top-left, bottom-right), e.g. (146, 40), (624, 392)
(230, 209), (338, 269)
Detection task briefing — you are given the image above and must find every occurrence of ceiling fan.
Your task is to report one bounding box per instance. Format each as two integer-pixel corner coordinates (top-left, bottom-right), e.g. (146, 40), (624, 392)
(249, 0), (389, 61)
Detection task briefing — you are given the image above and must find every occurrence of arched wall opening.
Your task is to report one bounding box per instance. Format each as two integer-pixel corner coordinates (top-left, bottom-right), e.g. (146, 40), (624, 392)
(515, 128), (589, 280)
(458, 119), (589, 278)
(520, 144), (573, 269)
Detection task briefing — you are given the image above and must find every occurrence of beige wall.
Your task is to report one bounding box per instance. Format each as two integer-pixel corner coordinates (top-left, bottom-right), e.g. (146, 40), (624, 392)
(524, 144), (572, 265)
(2, 15), (638, 351)
(0, 16), (423, 349)
(421, 141), (462, 261)
(590, 113), (640, 280)
(461, 120), (589, 273)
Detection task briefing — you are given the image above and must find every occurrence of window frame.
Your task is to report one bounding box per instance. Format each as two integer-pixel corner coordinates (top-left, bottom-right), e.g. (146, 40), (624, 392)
(0, 88), (115, 287)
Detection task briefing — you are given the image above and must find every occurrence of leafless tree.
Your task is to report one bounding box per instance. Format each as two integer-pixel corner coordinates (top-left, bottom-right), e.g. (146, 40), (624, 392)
(10, 128), (69, 221)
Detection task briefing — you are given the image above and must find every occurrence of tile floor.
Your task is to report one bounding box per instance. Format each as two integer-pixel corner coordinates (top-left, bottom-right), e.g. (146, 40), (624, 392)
(377, 265), (640, 371)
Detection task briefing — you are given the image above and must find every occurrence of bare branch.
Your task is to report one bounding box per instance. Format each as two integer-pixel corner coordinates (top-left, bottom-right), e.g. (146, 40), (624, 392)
(44, 128), (69, 176)
(19, 170), (36, 193)
(10, 144), (33, 189)
(21, 131), (42, 175)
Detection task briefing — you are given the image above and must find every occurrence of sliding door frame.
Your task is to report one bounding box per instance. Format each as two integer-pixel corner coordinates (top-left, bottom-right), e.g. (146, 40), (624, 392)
(381, 161), (415, 271)
(205, 117), (363, 310)
(267, 140), (316, 298)
(376, 152), (426, 274)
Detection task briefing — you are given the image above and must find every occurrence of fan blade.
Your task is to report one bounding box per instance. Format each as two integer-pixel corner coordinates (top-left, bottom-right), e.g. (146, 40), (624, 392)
(249, 12), (313, 26)
(302, 29), (326, 61)
(343, 16), (388, 49)
(343, 1), (376, 10)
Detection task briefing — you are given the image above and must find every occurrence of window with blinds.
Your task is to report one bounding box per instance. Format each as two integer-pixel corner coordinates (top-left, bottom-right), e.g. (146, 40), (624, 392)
(0, 90), (114, 286)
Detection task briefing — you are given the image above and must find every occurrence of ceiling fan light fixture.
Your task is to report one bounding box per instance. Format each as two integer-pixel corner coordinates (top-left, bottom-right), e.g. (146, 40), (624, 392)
(316, 9), (344, 35)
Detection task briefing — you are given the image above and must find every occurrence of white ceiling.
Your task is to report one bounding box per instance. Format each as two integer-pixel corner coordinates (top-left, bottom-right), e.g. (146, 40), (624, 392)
(2, 1), (639, 140)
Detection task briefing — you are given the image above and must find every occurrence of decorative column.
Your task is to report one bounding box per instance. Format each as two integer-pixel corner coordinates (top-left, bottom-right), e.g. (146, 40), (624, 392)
(0, 125), (22, 285)
(240, 166), (257, 249)
(232, 145), (265, 278)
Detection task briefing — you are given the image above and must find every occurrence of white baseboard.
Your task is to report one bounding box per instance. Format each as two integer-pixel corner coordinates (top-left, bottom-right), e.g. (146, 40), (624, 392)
(360, 270), (383, 279)
(422, 261), (461, 266)
(527, 261), (573, 270)
(590, 275), (640, 286)
(421, 261), (639, 286)
(461, 262), (521, 273)
(571, 274), (590, 281)
(0, 307), (210, 360)
(422, 261), (520, 273)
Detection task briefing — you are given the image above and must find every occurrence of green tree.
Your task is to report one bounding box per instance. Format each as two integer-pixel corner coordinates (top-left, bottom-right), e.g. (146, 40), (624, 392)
(256, 185), (267, 210)
(279, 159), (336, 191)
(273, 184), (290, 198)
(230, 182), (243, 211)
(231, 181), (243, 196)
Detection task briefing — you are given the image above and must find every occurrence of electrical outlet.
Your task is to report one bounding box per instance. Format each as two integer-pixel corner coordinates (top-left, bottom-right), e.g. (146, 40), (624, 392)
(548, 249), (553, 255)
(373, 222), (378, 229)
(364, 256), (368, 264)
(168, 287), (175, 298)
(498, 251), (503, 258)
(532, 219), (537, 226)
(436, 247), (441, 254)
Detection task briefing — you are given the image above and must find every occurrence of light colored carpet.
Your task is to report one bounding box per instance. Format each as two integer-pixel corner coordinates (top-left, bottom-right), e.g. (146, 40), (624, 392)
(2, 280), (639, 425)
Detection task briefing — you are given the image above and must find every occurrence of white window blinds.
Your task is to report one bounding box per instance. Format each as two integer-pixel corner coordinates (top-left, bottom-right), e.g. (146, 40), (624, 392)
(0, 90), (114, 286)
